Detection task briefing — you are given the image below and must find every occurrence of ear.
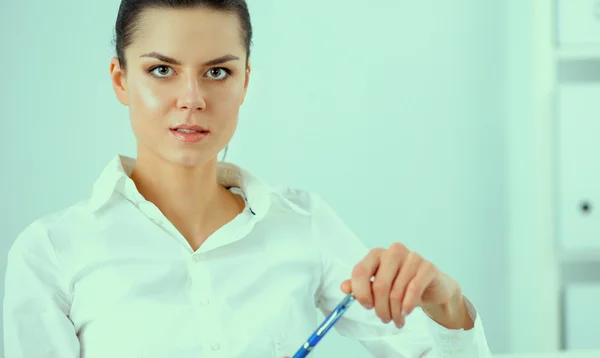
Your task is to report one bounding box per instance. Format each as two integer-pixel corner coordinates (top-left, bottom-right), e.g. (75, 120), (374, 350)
(110, 57), (129, 106)
(240, 61), (251, 105)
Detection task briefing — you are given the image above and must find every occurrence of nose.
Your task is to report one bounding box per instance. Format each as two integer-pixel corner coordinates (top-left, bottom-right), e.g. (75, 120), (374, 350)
(177, 77), (206, 111)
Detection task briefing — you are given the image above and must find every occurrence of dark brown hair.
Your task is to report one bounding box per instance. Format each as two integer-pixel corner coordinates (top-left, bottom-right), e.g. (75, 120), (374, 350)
(113, 0), (253, 70)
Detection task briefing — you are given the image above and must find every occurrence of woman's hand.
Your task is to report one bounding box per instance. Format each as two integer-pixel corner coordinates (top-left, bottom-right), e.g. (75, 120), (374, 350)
(340, 242), (470, 329)
(283, 244), (472, 358)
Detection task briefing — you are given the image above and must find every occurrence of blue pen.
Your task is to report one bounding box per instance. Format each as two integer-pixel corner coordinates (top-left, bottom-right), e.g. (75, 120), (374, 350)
(291, 293), (356, 358)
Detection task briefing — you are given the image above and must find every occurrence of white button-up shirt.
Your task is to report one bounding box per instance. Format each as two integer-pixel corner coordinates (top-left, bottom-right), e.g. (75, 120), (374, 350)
(4, 155), (492, 357)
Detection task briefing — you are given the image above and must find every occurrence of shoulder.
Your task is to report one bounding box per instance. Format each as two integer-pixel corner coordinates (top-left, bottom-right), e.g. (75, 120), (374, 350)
(8, 200), (91, 262)
(269, 185), (326, 216)
(267, 185), (347, 228)
(270, 185), (368, 263)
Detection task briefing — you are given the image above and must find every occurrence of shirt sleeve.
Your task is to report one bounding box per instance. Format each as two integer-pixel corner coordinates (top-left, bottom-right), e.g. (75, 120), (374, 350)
(310, 193), (493, 358)
(3, 220), (80, 358)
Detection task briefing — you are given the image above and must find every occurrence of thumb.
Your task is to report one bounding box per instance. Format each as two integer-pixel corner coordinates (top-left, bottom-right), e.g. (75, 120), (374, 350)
(340, 279), (352, 294)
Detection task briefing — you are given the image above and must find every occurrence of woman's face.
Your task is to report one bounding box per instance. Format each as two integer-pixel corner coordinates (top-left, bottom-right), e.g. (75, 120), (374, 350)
(110, 8), (250, 167)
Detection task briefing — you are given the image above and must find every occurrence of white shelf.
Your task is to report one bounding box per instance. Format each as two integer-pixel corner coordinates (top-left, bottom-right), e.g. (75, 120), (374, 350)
(494, 349), (600, 358)
(560, 249), (600, 264)
(556, 46), (600, 61)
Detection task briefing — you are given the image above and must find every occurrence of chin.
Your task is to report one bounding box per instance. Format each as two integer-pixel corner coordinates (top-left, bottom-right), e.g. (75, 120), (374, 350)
(137, 137), (224, 168)
(171, 152), (216, 167)
(154, 149), (215, 168)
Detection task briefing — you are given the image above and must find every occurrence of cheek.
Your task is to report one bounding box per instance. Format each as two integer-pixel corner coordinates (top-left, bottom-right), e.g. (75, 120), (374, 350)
(215, 84), (246, 113)
(214, 96), (242, 133)
(127, 82), (172, 142)
(130, 82), (171, 112)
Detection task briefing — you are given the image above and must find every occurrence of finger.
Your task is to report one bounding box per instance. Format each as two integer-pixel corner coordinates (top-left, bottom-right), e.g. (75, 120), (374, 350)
(351, 248), (383, 309)
(402, 261), (436, 315)
(372, 244), (405, 323)
(340, 279), (351, 294)
(390, 252), (422, 327)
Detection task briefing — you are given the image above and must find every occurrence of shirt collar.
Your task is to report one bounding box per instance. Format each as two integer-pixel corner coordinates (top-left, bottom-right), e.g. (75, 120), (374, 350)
(88, 155), (273, 219)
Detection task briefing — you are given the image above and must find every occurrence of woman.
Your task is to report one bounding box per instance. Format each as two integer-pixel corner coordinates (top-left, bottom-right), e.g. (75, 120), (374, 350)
(3, 0), (492, 357)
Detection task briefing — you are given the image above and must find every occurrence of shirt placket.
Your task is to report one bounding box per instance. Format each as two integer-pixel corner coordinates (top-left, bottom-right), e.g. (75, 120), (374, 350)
(189, 254), (226, 357)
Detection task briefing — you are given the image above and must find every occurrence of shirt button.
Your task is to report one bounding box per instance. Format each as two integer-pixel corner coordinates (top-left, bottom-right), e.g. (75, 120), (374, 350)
(210, 342), (220, 351)
(442, 334), (457, 342)
(193, 255), (204, 262)
(200, 298), (209, 306)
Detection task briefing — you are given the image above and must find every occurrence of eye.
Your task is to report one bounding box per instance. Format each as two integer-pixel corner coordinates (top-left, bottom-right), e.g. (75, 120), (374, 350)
(205, 67), (231, 80)
(149, 65), (174, 78)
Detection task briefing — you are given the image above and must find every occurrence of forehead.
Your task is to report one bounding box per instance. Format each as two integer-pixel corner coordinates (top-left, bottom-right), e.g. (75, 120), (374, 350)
(128, 8), (245, 61)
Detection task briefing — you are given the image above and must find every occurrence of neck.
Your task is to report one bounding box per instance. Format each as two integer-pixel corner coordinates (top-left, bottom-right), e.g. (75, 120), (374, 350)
(129, 152), (225, 231)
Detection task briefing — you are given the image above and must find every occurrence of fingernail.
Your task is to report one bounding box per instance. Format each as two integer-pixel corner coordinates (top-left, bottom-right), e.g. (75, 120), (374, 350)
(364, 303), (373, 309)
(401, 310), (407, 317)
(395, 322), (404, 329)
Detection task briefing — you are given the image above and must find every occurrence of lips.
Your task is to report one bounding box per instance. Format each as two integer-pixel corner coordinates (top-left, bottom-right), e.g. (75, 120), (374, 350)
(171, 125), (208, 133)
(173, 128), (207, 134)
(169, 125), (210, 143)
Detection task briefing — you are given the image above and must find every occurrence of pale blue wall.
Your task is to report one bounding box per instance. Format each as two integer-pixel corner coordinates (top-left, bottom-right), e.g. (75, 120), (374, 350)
(0, 0), (508, 355)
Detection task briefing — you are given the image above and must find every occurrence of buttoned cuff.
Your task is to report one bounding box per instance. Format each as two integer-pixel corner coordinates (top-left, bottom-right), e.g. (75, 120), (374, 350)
(424, 296), (481, 357)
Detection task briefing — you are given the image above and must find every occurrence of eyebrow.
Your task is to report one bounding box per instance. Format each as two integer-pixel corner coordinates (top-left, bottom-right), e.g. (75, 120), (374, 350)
(139, 52), (241, 66)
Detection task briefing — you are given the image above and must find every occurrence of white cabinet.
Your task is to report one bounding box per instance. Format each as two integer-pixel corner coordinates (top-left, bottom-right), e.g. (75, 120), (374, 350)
(507, 0), (600, 353)
(564, 283), (600, 350)
(557, 85), (600, 252)
(556, 0), (600, 46)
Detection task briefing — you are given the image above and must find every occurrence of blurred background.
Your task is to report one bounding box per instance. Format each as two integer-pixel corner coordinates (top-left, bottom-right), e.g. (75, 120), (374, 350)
(1, 0), (600, 356)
